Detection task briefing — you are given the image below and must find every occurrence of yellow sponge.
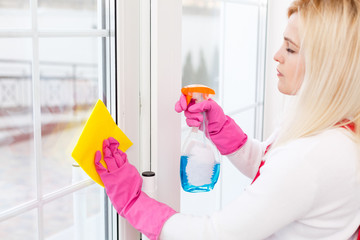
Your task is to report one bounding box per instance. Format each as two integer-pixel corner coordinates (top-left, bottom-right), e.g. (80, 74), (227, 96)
(72, 99), (132, 186)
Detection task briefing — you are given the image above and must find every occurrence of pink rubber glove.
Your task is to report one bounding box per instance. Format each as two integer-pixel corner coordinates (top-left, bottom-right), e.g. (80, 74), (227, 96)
(94, 137), (176, 240)
(175, 94), (247, 155)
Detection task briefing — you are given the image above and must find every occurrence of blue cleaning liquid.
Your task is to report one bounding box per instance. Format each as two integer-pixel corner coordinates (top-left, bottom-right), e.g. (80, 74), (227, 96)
(180, 155), (220, 193)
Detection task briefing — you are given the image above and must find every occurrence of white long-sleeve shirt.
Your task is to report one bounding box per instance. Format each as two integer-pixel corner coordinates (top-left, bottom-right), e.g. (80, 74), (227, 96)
(160, 128), (360, 239)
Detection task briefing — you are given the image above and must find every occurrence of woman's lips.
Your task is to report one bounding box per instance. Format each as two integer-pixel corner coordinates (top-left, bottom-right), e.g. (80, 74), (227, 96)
(277, 69), (284, 77)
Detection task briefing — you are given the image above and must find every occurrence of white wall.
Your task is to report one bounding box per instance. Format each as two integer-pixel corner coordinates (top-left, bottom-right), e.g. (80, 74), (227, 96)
(263, 0), (293, 138)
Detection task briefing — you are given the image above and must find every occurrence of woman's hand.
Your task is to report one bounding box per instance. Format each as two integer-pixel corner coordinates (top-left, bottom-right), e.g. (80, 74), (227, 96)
(94, 137), (176, 240)
(175, 94), (248, 155)
(94, 137), (143, 215)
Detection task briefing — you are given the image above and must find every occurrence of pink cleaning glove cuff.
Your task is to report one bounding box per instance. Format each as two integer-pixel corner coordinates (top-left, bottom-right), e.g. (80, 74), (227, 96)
(124, 192), (177, 240)
(100, 161), (177, 240)
(209, 116), (248, 155)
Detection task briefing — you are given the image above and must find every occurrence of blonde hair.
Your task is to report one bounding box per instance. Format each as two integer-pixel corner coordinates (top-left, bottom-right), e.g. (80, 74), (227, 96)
(273, 0), (360, 148)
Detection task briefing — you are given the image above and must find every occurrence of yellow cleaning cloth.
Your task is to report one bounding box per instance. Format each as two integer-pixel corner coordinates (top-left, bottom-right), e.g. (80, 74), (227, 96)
(71, 99), (132, 187)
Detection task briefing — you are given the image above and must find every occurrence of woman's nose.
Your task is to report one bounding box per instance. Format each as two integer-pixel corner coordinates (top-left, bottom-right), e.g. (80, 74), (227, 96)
(273, 49), (284, 64)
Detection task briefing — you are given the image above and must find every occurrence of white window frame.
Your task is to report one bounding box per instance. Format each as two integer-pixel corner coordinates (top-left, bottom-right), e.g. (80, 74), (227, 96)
(149, 0), (182, 209)
(115, 0), (182, 239)
(0, 0), (117, 239)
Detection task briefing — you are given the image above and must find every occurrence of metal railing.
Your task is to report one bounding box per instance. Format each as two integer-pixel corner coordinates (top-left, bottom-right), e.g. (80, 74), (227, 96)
(0, 59), (98, 145)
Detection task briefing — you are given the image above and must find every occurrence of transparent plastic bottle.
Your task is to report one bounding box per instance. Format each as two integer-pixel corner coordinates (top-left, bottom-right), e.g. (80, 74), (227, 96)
(180, 85), (221, 193)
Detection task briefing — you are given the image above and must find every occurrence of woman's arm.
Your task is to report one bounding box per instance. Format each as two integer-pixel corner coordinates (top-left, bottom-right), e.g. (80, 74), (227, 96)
(160, 139), (318, 239)
(225, 130), (279, 179)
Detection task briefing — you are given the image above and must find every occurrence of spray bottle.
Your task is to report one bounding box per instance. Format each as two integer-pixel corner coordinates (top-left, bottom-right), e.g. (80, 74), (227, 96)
(180, 84), (221, 193)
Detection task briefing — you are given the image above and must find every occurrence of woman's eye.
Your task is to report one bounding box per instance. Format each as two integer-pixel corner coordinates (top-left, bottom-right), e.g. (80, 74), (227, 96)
(286, 48), (295, 53)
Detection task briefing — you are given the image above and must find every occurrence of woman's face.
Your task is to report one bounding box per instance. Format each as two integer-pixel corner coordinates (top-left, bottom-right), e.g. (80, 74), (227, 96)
(274, 13), (305, 95)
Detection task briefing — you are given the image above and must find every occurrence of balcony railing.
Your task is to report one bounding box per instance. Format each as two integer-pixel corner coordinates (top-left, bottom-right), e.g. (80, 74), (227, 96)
(0, 59), (98, 145)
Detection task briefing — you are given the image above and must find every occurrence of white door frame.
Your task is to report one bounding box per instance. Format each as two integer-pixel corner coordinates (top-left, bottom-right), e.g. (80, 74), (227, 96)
(116, 0), (182, 239)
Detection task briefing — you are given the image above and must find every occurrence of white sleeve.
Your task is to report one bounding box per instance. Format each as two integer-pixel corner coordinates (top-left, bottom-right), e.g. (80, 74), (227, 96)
(226, 130), (278, 179)
(160, 143), (318, 240)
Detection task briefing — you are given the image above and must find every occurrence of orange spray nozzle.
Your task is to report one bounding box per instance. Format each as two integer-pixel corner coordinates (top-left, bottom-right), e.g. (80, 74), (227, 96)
(181, 84), (215, 105)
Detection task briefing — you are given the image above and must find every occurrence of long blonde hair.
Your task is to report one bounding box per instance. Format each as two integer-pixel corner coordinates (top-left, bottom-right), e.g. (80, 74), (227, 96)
(273, 0), (360, 148)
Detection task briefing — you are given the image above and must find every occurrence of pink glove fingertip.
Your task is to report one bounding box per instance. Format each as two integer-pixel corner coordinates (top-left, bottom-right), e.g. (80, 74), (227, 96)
(94, 150), (107, 174)
(187, 99), (211, 113)
(103, 138), (110, 148)
(108, 137), (119, 152)
(103, 146), (112, 159)
(118, 150), (128, 164)
(112, 149), (127, 166)
(103, 141), (120, 171)
(184, 111), (203, 122)
(186, 118), (201, 127)
(94, 150), (102, 163)
(175, 94), (188, 113)
(108, 137), (118, 144)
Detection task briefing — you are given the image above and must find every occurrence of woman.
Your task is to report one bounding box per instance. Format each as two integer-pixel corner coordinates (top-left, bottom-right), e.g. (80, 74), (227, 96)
(94, 0), (360, 239)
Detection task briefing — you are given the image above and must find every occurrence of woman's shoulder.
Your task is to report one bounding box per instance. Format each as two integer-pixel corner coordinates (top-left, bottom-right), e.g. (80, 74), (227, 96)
(273, 128), (357, 153)
(267, 128), (359, 174)
(288, 128), (357, 156)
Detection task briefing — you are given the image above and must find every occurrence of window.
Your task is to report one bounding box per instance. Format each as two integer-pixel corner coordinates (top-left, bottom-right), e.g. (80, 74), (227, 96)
(0, 1), (116, 239)
(1, 0), (273, 238)
(181, 0), (268, 214)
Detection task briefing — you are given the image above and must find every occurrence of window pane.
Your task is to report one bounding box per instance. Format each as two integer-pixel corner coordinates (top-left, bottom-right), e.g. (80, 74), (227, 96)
(0, 38), (36, 212)
(229, 109), (256, 139)
(39, 37), (100, 194)
(182, 0), (221, 99)
(38, 0), (100, 30)
(43, 184), (105, 240)
(223, 3), (259, 113)
(181, 0), (266, 220)
(181, 0), (222, 215)
(0, 209), (38, 240)
(0, 0), (114, 238)
(222, 109), (255, 208)
(221, 157), (252, 206)
(0, 0), (31, 29)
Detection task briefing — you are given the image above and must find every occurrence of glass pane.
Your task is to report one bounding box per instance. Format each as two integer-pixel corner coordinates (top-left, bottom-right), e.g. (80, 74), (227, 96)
(223, 3), (259, 113)
(221, 157), (252, 206)
(0, 0), (31, 29)
(229, 109), (256, 139)
(0, 209), (38, 240)
(39, 37), (100, 194)
(43, 184), (105, 240)
(38, 0), (100, 30)
(0, 38), (36, 212)
(181, 1), (222, 215)
(181, 0), (266, 220)
(222, 109), (255, 208)
(182, 0), (221, 100)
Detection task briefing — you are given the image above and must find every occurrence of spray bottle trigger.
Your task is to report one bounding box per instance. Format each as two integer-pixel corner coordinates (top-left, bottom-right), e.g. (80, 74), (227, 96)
(181, 84), (215, 105)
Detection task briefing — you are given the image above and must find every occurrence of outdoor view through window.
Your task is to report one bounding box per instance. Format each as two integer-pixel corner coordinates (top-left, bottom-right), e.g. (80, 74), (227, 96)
(0, 0), (112, 239)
